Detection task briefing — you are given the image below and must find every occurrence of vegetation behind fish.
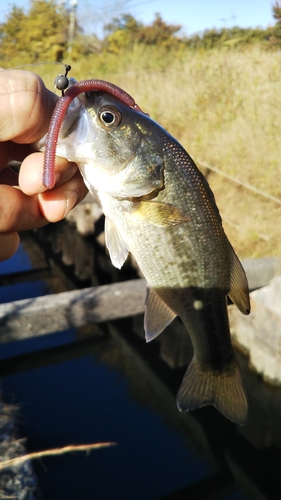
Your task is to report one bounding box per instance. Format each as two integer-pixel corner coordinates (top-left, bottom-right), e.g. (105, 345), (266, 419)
(29, 46), (281, 259)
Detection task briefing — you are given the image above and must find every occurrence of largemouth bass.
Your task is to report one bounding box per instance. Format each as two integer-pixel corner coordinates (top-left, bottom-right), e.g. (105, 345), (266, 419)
(41, 82), (250, 425)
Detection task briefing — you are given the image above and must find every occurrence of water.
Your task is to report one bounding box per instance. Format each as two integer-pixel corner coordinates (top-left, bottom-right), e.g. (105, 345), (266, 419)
(1, 231), (281, 499)
(0, 243), (32, 275)
(0, 241), (52, 303)
(1, 335), (214, 500)
(0, 240), (219, 499)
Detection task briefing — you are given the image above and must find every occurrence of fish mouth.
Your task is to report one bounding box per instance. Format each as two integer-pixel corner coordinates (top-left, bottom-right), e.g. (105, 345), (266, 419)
(55, 107), (91, 161)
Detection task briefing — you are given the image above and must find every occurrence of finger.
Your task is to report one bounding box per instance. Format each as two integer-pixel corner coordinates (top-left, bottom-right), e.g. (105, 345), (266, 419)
(19, 152), (79, 195)
(0, 232), (20, 262)
(0, 70), (57, 144)
(38, 170), (88, 222)
(0, 177), (88, 232)
(0, 185), (47, 232)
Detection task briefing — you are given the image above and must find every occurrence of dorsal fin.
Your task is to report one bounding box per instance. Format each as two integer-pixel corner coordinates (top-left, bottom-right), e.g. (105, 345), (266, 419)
(144, 288), (176, 342)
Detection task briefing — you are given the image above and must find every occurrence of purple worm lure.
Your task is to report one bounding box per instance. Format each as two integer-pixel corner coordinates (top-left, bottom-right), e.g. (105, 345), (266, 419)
(43, 78), (145, 189)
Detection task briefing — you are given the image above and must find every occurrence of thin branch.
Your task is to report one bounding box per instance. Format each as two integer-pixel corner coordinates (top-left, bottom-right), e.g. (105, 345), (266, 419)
(0, 442), (117, 470)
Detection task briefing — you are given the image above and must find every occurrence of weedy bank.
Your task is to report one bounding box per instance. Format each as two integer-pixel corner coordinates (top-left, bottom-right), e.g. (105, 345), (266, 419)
(15, 45), (281, 258)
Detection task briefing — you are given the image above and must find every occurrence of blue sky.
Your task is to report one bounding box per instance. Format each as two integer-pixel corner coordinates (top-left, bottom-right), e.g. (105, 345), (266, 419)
(0, 0), (276, 35)
(131, 0), (275, 34)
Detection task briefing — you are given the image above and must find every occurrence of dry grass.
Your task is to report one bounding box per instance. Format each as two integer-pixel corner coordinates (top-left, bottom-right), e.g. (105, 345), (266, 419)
(0, 441), (116, 471)
(8, 46), (281, 258)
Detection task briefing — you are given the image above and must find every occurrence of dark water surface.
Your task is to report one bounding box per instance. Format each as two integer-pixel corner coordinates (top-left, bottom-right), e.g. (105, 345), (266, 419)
(1, 230), (281, 499)
(1, 332), (213, 500)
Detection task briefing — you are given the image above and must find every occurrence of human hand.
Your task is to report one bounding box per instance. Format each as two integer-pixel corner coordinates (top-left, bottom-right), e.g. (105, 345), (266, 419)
(0, 69), (88, 261)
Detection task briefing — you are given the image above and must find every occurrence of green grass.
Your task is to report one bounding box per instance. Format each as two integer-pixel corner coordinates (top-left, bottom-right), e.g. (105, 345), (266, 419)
(6, 45), (281, 258)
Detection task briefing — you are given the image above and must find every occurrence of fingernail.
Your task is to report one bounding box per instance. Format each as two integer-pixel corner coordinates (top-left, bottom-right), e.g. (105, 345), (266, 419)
(39, 172), (61, 193)
(63, 190), (79, 217)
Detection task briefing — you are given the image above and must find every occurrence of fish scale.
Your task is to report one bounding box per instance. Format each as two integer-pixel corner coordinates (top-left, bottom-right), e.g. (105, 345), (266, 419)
(43, 89), (250, 425)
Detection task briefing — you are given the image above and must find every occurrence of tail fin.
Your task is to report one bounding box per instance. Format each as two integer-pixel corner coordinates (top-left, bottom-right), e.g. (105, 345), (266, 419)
(177, 357), (248, 425)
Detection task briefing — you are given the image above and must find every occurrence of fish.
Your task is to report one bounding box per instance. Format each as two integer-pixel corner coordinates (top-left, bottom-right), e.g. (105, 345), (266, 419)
(40, 81), (250, 425)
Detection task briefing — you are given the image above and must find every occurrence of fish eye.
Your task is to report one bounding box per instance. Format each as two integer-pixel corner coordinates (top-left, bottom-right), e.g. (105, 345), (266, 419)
(99, 107), (122, 128)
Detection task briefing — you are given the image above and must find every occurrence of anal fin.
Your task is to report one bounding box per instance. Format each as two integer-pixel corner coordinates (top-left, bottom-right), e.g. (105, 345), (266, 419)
(177, 356), (248, 425)
(144, 288), (176, 342)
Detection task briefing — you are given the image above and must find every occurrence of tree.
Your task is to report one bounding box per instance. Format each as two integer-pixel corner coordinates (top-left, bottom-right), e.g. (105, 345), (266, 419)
(273, 1), (281, 21)
(268, 2), (281, 47)
(104, 14), (142, 53)
(136, 14), (182, 48)
(104, 13), (183, 53)
(186, 26), (268, 50)
(0, 1), (69, 63)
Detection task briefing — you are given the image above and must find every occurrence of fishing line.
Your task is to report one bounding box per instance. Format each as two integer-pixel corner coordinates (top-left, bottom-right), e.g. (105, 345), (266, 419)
(199, 160), (281, 206)
(4, 61), (73, 94)
(5, 61), (67, 71)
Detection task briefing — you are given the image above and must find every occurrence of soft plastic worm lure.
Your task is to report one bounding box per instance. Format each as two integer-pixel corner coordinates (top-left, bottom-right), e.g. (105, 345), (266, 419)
(43, 72), (145, 189)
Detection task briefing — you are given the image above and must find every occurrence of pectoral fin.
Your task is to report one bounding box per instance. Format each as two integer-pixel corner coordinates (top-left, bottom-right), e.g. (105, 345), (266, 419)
(132, 201), (191, 227)
(228, 243), (250, 315)
(144, 288), (176, 342)
(105, 217), (129, 269)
